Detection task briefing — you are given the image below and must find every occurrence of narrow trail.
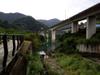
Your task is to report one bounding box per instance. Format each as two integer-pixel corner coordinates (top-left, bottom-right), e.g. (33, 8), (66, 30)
(44, 56), (67, 75)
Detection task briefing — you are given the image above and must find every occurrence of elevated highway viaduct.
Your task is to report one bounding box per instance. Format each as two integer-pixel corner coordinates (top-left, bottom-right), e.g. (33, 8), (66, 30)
(49, 3), (100, 50)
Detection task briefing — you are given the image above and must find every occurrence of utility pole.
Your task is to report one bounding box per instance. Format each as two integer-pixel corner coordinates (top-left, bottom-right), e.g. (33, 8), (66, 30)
(65, 9), (66, 20)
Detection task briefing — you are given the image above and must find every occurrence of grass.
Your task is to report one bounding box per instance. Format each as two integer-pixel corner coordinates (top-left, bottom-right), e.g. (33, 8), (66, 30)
(26, 52), (43, 75)
(55, 53), (100, 75)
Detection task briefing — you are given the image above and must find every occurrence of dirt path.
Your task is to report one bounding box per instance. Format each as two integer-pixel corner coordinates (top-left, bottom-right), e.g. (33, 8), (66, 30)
(44, 56), (67, 75)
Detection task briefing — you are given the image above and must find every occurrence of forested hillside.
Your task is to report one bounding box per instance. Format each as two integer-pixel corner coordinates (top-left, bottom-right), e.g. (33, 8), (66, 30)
(0, 12), (48, 32)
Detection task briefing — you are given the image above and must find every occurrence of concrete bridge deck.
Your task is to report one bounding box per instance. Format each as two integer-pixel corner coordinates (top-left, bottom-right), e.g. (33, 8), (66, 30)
(51, 3), (100, 30)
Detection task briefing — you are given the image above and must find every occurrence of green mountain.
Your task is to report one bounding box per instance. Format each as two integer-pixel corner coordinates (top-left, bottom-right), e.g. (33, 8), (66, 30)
(12, 16), (48, 32)
(0, 12), (26, 23)
(0, 12), (48, 32)
(38, 18), (60, 27)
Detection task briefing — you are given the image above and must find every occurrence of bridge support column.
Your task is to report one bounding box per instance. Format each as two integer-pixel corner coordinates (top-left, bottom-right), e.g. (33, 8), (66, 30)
(71, 21), (78, 33)
(51, 30), (56, 51)
(86, 16), (96, 39)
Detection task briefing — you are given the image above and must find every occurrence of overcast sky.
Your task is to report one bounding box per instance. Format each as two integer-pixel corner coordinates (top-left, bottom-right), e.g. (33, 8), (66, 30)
(0, 0), (99, 20)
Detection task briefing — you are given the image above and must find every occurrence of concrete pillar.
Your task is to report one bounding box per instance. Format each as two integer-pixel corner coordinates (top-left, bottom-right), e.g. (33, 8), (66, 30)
(51, 30), (56, 50)
(39, 31), (45, 36)
(46, 32), (49, 49)
(86, 16), (96, 39)
(46, 32), (49, 43)
(71, 21), (78, 33)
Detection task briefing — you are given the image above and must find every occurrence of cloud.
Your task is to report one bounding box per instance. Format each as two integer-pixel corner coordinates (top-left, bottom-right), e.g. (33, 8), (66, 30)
(0, 0), (99, 20)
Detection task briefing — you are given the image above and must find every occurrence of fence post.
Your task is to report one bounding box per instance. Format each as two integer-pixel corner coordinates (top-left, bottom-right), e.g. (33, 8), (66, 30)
(2, 34), (8, 68)
(0, 35), (1, 41)
(12, 35), (16, 56)
(17, 36), (20, 50)
(20, 35), (24, 45)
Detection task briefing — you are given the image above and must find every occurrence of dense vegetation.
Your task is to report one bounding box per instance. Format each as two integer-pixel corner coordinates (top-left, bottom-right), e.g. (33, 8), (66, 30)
(27, 52), (43, 75)
(24, 33), (45, 75)
(55, 53), (100, 75)
(56, 28), (100, 53)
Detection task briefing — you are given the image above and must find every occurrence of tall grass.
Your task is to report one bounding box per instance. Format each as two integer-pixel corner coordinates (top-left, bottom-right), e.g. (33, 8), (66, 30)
(56, 53), (100, 75)
(27, 52), (43, 75)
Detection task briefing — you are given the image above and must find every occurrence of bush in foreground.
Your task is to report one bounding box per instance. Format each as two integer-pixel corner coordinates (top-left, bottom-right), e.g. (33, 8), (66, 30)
(27, 52), (43, 75)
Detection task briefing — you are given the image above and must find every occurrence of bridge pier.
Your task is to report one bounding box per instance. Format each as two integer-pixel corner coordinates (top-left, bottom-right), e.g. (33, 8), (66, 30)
(51, 30), (56, 51)
(71, 21), (79, 33)
(86, 16), (96, 39)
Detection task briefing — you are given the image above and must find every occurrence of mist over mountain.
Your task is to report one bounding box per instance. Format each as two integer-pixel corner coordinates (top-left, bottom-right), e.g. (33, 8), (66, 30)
(38, 18), (61, 27)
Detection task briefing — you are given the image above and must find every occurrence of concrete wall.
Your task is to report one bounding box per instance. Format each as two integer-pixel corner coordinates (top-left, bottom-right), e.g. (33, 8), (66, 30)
(51, 30), (56, 50)
(77, 44), (100, 53)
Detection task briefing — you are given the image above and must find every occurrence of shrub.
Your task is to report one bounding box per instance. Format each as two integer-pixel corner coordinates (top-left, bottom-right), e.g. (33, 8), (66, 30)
(56, 37), (78, 53)
(27, 52), (43, 75)
(56, 31), (100, 54)
(24, 33), (41, 52)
